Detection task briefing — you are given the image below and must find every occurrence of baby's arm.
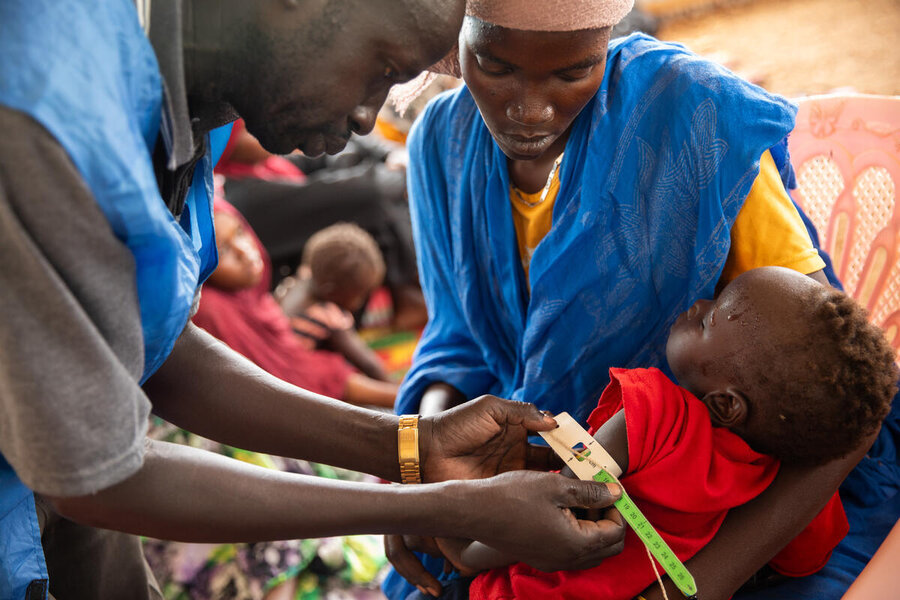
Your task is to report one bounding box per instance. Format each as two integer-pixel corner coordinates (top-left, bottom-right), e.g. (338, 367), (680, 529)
(437, 410), (631, 575)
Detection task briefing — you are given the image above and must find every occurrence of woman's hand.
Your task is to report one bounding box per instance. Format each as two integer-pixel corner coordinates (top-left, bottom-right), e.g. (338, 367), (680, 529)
(417, 395), (558, 482)
(384, 534), (448, 597)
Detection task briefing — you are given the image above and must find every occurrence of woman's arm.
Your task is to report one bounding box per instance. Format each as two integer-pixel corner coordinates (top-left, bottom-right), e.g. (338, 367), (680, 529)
(420, 381), (467, 415)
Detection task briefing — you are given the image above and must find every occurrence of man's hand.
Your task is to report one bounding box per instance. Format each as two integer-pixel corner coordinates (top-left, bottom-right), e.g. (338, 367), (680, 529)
(418, 395), (558, 482)
(460, 470), (626, 572)
(386, 470), (625, 595)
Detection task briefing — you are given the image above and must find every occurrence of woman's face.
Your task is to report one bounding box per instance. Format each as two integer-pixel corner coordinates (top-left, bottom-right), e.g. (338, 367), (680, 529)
(208, 212), (265, 291)
(460, 18), (611, 161)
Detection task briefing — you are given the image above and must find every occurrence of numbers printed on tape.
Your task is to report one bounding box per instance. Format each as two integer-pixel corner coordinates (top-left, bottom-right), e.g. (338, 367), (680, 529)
(593, 469), (697, 597)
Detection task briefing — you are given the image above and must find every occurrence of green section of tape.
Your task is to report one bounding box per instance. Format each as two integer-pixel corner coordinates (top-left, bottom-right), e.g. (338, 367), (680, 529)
(594, 469), (698, 598)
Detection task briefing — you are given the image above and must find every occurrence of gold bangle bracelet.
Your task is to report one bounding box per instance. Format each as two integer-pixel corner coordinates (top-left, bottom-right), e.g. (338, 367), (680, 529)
(398, 414), (421, 484)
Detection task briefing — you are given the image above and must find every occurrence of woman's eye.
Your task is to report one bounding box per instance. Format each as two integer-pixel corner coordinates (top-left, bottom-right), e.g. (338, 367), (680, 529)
(476, 58), (511, 76)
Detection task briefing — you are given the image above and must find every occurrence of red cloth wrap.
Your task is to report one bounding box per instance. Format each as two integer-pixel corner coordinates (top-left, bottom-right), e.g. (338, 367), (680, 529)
(192, 198), (353, 399)
(469, 368), (846, 599)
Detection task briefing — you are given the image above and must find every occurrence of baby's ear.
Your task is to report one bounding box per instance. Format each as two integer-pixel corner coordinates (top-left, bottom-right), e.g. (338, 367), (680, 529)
(702, 388), (748, 428)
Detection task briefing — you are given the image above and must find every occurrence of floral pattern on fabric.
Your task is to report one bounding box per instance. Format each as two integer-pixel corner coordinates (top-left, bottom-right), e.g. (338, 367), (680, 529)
(143, 418), (389, 600)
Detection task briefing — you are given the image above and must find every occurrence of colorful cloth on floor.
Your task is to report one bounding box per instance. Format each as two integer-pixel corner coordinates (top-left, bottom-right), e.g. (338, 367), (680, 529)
(143, 419), (389, 600)
(193, 199), (354, 399)
(359, 328), (421, 382)
(469, 368), (846, 600)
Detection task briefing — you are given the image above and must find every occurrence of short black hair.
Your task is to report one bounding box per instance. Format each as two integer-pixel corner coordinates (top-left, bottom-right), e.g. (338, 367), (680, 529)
(745, 287), (897, 466)
(301, 222), (385, 291)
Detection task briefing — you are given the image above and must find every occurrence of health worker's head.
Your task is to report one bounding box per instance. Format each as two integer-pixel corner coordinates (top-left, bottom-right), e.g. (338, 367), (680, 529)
(192, 0), (465, 156)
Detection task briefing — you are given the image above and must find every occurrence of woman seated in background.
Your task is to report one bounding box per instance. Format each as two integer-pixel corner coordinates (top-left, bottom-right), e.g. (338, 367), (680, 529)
(194, 197), (398, 408)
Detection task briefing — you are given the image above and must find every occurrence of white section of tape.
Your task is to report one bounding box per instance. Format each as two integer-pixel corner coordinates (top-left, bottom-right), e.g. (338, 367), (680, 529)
(539, 412), (623, 480)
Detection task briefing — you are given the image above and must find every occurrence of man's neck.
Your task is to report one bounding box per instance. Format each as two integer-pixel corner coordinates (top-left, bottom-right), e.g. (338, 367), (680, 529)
(182, 0), (237, 135)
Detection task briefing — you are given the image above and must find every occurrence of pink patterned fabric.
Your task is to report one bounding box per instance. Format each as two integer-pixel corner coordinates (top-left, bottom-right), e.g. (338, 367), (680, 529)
(466, 0), (633, 31)
(788, 94), (900, 360)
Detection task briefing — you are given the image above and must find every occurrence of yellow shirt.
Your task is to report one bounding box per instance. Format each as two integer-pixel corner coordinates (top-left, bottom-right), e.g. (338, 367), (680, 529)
(510, 150), (825, 285)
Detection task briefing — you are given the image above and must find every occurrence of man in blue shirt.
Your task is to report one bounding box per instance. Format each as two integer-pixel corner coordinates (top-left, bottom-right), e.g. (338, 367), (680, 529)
(0, 1), (625, 598)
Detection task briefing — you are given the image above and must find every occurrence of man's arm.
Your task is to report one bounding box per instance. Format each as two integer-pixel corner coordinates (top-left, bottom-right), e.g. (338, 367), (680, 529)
(47, 439), (626, 572)
(48, 316), (629, 570)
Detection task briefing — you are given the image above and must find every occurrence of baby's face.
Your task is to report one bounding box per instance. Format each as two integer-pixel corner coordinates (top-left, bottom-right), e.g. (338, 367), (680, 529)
(665, 267), (820, 400)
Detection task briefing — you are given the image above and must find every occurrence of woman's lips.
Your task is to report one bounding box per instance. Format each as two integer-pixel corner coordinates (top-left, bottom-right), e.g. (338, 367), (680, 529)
(497, 132), (554, 156)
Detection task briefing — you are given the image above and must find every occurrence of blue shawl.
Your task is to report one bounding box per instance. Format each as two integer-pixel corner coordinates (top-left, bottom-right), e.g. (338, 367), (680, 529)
(397, 34), (797, 422)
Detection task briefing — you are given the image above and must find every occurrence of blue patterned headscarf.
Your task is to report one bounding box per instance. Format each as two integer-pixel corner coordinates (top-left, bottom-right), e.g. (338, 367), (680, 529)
(397, 34), (798, 422)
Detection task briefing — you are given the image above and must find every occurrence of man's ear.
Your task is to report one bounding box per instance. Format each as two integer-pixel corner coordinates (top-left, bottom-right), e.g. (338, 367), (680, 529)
(702, 388), (748, 428)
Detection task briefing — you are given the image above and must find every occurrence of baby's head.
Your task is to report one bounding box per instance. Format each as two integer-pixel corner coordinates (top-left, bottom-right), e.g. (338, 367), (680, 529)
(301, 223), (386, 313)
(666, 267), (897, 466)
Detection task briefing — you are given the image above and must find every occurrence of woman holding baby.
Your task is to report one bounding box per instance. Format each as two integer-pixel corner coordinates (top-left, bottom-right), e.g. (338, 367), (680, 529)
(384, 1), (899, 599)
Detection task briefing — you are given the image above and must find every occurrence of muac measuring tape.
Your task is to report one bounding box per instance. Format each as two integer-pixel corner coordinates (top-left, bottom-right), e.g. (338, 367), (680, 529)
(539, 412), (698, 600)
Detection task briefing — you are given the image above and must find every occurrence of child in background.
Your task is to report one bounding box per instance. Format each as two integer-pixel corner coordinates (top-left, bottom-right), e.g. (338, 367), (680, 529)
(276, 223), (395, 382)
(194, 200), (398, 408)
(411, 267), (897, 600)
